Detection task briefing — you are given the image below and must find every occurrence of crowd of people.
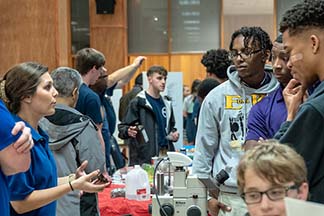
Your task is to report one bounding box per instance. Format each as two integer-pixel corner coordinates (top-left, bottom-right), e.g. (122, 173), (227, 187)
(1, 0), (324, 216)
(193, 1), (324, 216)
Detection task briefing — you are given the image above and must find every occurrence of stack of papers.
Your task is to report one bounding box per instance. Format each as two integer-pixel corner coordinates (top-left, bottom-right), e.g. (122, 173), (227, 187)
(285, 197), (324, 216)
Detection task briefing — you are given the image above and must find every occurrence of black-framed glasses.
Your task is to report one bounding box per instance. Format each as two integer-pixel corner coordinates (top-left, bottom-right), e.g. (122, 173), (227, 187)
(229, 49), (262, 59)
(241, 185), (299, 204)
(98, 74), (108, 79)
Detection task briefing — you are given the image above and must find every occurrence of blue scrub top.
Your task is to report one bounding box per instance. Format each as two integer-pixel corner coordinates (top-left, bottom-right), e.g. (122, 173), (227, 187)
(8, 116), (57, 216)
(76, 83), (103, 124)
(0, 100), (21, 216)
(0, 100), (21, 151)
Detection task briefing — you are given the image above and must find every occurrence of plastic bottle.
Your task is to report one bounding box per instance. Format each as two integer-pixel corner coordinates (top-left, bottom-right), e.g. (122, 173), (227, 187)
(125, 165), (150, 200)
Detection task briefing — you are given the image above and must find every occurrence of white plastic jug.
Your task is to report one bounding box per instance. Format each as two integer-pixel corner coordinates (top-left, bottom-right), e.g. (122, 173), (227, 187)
(125, 165), (150, 201)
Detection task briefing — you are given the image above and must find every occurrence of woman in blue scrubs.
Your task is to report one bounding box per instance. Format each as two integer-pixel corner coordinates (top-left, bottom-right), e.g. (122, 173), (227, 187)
(0, 62), (110, 216)
(0, 99), (33, 216)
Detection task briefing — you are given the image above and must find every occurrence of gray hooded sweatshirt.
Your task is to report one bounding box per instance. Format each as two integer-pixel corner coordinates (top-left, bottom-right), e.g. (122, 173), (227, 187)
(39, 104), (105, 216)
(192, 65), (278, 191)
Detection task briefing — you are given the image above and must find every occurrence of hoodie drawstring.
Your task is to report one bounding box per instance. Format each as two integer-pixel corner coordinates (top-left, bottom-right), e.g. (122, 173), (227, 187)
(242, 87), (247, 146)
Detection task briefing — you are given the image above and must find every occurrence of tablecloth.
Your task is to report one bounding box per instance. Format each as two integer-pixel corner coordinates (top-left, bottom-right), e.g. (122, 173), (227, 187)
(99, 184), (152, 216)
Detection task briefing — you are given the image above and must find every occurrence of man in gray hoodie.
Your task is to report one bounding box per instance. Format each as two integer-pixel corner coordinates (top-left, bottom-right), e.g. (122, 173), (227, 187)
(40, 67), (105, 216)
(192, 26), (279, 216)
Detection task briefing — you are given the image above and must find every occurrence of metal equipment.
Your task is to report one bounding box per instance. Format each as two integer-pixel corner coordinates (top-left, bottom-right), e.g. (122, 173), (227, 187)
(151, 152), (229, 216)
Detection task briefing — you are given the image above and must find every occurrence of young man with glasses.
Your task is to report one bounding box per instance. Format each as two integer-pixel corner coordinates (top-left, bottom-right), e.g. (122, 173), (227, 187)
(192, 26), (278, 216)
(74, 48), (145, 215)
(75, 48), (107, 154)
(90, 59), (144, 174)
(273, 0), (324, 204)
(237, 140), (309, 216)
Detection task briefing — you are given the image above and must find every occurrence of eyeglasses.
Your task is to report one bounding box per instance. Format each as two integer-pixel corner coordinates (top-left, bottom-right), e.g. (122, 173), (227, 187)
(229, 49), (262, 59)
(96, 65), (107, 73)
(241, 185), (299, 204)
(99, 74), (108, 79)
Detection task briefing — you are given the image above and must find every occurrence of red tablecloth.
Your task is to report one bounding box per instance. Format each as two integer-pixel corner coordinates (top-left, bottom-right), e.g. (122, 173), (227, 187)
(99, 184), (152, 216)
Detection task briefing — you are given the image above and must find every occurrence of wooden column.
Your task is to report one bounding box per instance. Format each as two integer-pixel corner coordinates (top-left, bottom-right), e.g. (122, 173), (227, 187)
(89, 0), (128, 74)
(0, 0), (71, 76)
(56, 0), (72, 67)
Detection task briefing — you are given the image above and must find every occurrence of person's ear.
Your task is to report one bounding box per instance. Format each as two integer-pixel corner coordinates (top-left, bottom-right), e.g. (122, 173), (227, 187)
(262, 50), (271, 63)
(72, 88), (78, 101)
(297, 182), (309, 200)
(147, 75), (152, 83)
(90, 65), (98, 74)
(310, 34), (320, 54)
(22, 95), (32, 104)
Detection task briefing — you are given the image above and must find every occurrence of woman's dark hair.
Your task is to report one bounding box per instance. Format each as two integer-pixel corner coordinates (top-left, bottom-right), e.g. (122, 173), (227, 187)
(0, 62), (48, 113)
(191, 79), (201, 94)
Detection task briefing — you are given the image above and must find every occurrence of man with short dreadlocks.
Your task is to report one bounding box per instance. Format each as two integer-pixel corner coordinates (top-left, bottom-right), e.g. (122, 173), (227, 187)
(192, 26), (279, 216)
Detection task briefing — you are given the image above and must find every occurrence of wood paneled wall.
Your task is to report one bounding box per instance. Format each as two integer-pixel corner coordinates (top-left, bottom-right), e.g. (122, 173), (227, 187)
(0, 0), (71, 76)
(89, 0), (127, 74)
(0, 0), (213, 92)
(222, 15), (275, 49)
(170, 54), (206, 86)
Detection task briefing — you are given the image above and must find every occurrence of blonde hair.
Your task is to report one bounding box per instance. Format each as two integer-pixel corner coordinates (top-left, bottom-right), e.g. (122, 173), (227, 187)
(237, 140), (307, 194)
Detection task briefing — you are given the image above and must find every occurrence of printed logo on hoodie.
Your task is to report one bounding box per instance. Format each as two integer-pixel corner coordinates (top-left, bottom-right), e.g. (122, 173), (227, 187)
(225, 94), (266, 110)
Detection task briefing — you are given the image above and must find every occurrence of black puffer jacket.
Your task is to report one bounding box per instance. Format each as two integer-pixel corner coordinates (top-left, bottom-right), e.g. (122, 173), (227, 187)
(118, 90), (176, 165)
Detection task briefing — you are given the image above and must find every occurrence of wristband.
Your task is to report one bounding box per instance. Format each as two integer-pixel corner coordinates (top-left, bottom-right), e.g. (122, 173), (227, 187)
(68, 174), (75, 191)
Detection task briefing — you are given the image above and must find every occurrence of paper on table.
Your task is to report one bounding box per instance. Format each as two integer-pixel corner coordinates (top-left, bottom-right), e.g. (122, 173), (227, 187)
(285, 197), (324, 216)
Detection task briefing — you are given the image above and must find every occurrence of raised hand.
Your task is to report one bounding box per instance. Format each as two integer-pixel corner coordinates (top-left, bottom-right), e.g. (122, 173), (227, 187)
(283, 79), (306, 121)
(72, 169), (110, 193)
(132, 56), (146, 68)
